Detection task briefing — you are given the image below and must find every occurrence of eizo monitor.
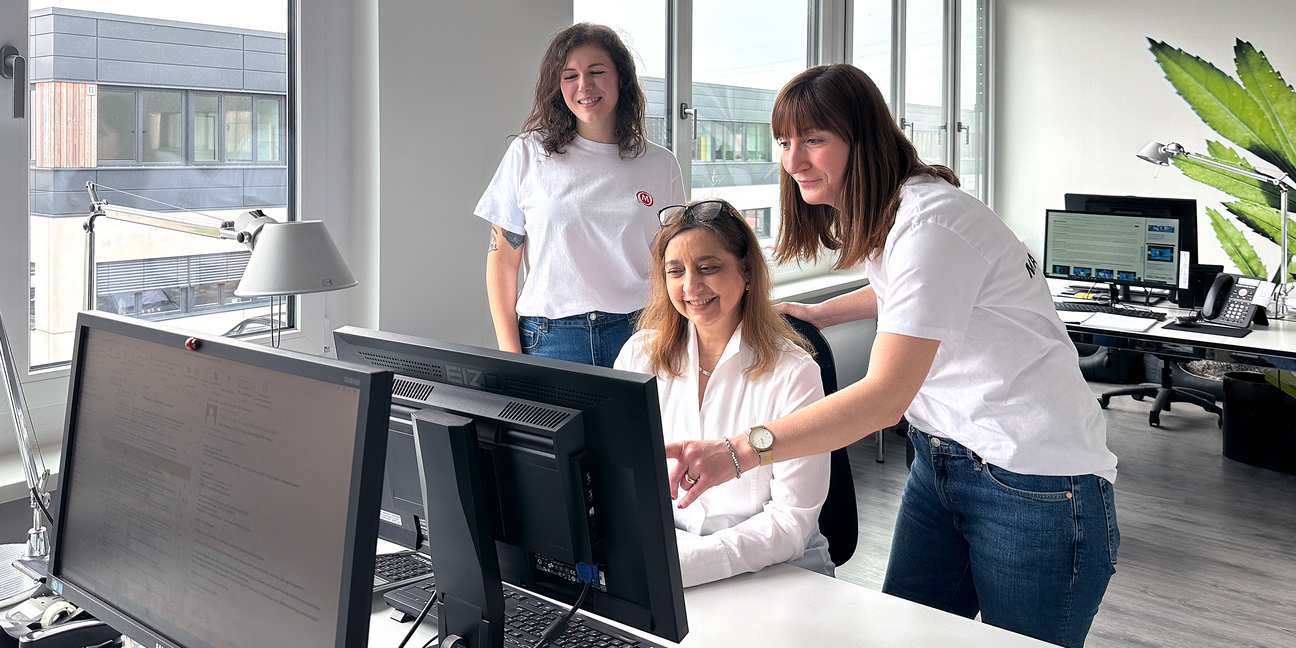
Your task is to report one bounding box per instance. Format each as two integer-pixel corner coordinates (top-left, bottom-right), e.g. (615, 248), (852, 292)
(1053, 194), (1199, 301)
(47, 312), (392, 648)
(332, 326), (688, 645)
(1046, 195), (1199, 303)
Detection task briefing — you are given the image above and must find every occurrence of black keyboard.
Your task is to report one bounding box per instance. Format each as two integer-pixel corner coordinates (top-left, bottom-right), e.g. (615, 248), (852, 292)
(385, 578), (660, 648)
(1055, 302), (1166, 320)
(373, 551), (436, 592)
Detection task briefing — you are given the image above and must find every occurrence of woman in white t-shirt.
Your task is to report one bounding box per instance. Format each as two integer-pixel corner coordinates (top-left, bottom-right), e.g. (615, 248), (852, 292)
(614, 198), (832, 587)
(477, 23), (686, 367)
(664, 65), (1119, 648)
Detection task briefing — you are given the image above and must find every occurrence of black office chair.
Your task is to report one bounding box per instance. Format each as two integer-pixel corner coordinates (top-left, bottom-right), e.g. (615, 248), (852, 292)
(782, 315), (857, 567)
(1097, 353), (1223, 427)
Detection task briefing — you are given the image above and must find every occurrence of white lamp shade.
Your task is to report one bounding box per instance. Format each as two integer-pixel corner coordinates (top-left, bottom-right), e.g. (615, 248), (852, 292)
(1137, 141), (1173, 165)
(233, 221), (357, 297)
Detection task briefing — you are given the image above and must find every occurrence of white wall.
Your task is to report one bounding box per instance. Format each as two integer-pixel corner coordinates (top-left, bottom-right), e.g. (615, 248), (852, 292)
(995, 0), (1296, 272)
(360, 0), (571, 346)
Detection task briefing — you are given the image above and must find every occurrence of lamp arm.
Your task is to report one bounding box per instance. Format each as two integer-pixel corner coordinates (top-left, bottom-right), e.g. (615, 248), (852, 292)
(1179, 150), (1282, 184)
(83, 183), (243, 312)
(0, 309), (50, 564)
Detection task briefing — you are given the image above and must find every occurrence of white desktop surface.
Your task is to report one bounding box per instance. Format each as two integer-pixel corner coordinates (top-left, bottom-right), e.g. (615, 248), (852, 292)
(366, 564), (1052, 648)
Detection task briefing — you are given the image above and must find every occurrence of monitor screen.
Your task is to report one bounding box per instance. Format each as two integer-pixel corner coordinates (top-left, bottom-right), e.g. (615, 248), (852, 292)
(48, 312), (392, 648)
(333, 326), (687, 644)
(1044, 209), (1192, 290)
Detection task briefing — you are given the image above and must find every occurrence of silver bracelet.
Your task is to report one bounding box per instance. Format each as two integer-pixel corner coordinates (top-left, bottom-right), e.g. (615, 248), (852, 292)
(723, 437), (742, 480)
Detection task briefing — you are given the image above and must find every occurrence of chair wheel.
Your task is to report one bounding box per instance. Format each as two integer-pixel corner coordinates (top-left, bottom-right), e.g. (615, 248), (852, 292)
(1098, 396), (1109, 408)
(1149, 412), (1160, 427)
(1132, 394), (1145, 401)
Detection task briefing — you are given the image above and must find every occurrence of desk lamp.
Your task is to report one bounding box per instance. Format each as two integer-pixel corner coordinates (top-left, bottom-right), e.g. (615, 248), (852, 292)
(85, 182), (357, 346)
(0, 309), (49, 604)
(1137, 141), (1296, 318)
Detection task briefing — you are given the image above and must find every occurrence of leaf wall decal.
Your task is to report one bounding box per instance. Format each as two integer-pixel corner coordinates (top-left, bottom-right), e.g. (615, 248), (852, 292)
(1234, 40), (1296, 177)
(1208, 207), (1268, 277)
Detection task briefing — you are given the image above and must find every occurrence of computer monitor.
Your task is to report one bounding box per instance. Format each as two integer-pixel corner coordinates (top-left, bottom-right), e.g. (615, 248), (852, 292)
(1047, 194), (1199, 302)
(47, 312), (392, 648)
(332, 326), (688, 645)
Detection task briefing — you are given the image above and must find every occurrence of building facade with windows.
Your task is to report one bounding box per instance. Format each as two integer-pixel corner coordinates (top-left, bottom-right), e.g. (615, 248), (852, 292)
(27, 7), (286, 366)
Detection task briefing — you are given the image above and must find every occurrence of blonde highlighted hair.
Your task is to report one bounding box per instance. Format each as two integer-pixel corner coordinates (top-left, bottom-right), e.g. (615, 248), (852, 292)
(637, 199), (809, 379)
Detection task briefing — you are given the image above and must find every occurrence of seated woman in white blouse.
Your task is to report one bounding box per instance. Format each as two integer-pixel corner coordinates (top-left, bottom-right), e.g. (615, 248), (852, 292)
(614, 198), (833, 588)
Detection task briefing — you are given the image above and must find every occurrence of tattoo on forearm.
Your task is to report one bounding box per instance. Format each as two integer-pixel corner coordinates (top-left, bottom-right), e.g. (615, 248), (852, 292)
(488, 228), (498, 253)
(503, 230), (525, 250)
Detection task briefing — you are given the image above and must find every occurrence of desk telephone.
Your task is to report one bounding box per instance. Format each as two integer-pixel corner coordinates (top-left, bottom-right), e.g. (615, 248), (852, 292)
(1199, 273), (1268, 328)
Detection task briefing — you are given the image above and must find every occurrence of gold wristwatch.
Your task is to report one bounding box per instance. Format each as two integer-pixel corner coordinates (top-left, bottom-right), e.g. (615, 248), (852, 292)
(747, 425), (775, 466)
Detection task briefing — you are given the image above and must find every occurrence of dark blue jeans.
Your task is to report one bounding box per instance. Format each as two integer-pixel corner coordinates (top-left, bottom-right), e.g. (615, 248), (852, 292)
(517, 310), (638, 368)
(883, 428), (1119, 648)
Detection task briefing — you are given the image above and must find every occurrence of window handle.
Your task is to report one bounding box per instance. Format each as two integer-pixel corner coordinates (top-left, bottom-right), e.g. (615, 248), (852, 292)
(679, 103), (697, 139)
(899, 117), (914, 139)
(1, 45), (25, 119)
(957, 121), (970, 145)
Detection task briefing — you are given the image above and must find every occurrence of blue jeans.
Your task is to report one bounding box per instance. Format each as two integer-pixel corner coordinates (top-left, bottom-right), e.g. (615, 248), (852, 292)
(517, 311), (638, 368)
(883, 428), (1119, 648)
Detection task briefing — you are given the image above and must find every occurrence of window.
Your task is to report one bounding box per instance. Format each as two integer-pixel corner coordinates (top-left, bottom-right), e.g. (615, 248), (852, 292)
(26, 3), (291, 368)
(94, 252), (273, 323)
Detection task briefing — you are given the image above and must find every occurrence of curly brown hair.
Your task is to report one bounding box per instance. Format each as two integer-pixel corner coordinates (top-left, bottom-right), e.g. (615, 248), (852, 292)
(771, 64), (959, 269)
(521, 23), (647, 159)
(637, 200), (810, 380)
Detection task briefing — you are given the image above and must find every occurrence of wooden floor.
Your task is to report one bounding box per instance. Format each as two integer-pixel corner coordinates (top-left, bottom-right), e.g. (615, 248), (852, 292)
(832, 382), (1296, 648)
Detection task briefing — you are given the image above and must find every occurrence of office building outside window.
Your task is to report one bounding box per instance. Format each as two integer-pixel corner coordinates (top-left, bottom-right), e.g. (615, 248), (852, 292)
(26, 4), (290, 367)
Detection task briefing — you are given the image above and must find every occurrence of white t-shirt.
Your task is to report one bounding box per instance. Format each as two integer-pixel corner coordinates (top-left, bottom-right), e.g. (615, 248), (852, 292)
(475, 132), (686, 319)
(614, 323), (833, 588)
(867, 175), (1117, 483)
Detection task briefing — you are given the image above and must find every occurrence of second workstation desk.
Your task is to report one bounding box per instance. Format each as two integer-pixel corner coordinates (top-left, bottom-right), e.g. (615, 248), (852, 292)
(366, 563), (1054, 647)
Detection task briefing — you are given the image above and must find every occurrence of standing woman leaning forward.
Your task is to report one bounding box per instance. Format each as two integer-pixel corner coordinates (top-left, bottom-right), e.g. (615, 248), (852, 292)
(477, 23), (686, 367)
(665, 64), (1119, 648)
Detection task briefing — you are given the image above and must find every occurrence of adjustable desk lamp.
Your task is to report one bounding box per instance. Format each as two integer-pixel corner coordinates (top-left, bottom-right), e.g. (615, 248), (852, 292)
(85, 181), (357, 345)
(1137, 141), (1296, 318)
(0, 183), (357, 605)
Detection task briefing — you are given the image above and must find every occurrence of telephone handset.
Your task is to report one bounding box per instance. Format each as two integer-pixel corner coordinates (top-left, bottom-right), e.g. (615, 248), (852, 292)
(1200, 273), (1265, 327)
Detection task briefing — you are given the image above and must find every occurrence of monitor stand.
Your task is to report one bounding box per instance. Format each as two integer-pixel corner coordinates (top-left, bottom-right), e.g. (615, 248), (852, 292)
(412, 410), (505, 648)
(1109, 283), (1165, 306)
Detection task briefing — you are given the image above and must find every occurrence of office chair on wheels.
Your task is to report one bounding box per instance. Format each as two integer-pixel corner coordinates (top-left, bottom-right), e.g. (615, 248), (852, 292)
(1097, 354), (1223, 427)
(783, 315), (857, 566)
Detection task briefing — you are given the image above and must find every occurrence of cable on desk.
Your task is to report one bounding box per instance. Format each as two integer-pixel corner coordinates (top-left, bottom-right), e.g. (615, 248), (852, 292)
(397, 587), (437, 648)
(531, 581), (592, 648)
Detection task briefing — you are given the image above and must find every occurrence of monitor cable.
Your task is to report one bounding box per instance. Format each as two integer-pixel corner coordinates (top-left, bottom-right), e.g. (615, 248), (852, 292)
(531, 581), (592, 648)
(396, 587), (437, 648)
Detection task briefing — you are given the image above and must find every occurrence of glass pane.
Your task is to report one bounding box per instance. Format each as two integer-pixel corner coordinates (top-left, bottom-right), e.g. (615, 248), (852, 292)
(96, 89), (136, 162)
(573, 1), (669, 148)
(692, 0), (807, 254)
(853, 0), (892, 108)
(958, 0), (988, 201)
(225, 95), (253, 162)
(142, 90), (184, 163)
(905, 0), (946, 165)
(194, 94), (219, 162)
(256, 97), (281, 161)
(29, 2), (290, 367)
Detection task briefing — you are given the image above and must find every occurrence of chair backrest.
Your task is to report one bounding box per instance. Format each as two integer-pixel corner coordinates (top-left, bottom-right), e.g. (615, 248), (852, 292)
(782, 315), (857, 566)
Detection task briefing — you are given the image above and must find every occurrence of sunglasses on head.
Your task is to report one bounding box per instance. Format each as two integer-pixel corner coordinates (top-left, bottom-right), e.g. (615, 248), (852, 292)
(656, 200), (736, 227)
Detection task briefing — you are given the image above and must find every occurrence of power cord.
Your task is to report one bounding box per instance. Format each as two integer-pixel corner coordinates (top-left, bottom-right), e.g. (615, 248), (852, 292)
(531, 581), (592, 648)
(31, 487), (53, 526)
(396, 587), (437, 648)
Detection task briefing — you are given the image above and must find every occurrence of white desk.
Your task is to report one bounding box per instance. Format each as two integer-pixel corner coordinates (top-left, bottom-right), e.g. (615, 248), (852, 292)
(366, 564), (1053, 647)
(1051, 281), (1296, 370)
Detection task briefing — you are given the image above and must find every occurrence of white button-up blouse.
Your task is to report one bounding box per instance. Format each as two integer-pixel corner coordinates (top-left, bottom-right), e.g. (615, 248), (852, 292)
(614, 323), (833, 587)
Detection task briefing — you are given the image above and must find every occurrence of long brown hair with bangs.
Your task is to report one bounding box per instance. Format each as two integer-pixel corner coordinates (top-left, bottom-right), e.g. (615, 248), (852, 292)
(637, 200), (810, 380)
(520, 23), (648, 159)
(771, 64), (959, 269)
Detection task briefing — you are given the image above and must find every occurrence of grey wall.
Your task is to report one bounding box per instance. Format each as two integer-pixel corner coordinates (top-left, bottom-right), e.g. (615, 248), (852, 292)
(360, 0), (572, 346)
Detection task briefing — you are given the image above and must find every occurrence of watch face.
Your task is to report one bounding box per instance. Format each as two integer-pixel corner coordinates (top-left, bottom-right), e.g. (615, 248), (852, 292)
(750, 427), (774, 451)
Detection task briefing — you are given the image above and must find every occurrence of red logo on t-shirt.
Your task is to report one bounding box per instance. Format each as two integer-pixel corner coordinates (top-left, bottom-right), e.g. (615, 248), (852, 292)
(637, 191), (653, 207)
